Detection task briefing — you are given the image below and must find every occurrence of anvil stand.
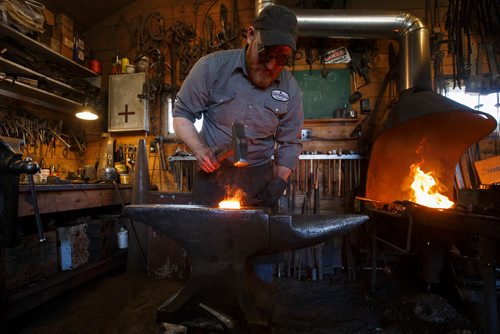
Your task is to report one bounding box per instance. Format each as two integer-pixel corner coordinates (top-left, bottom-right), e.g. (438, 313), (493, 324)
(123, 204), (368, 331)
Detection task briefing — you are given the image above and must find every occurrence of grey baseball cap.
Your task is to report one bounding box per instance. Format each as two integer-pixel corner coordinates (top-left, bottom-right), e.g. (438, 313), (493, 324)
(253, 5), (298, 51)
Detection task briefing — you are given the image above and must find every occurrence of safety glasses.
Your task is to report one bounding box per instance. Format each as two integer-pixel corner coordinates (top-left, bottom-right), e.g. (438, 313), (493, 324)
(257, 43), (292, 67)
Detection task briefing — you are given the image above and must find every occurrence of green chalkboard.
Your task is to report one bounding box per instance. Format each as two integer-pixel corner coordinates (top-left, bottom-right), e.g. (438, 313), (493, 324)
(293, 69), (351, 119)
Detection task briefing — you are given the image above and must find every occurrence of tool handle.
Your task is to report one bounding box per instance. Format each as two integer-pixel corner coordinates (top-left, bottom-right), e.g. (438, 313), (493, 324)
(215, 147), (233, 162)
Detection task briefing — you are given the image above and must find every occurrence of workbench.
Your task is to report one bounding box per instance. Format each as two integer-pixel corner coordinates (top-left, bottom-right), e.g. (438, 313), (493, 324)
(5, 183), (133, 321)
(17, 183), (133, 217)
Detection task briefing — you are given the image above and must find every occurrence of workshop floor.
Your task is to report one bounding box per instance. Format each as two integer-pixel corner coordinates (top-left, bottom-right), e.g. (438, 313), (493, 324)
(9, 267), (482, 334)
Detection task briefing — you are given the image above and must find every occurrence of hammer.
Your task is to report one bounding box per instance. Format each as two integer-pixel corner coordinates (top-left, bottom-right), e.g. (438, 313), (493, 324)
(216, 122), (248, 167)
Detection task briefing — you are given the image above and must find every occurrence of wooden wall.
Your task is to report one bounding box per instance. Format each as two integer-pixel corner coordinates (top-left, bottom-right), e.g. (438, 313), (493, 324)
(32, 0), (496, 193)
(80, 0), (437, 192)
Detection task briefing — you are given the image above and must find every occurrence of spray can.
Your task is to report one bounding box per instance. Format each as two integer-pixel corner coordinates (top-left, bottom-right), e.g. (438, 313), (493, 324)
(117, 227), (128, 249)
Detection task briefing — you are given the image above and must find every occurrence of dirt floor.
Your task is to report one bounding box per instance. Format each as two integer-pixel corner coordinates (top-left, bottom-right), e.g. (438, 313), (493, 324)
(7, 264), (484, 334)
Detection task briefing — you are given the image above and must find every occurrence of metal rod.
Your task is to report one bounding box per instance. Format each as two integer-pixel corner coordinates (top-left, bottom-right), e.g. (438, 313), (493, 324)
(50, 129), (71, 149)
(27, 173), (45, 242)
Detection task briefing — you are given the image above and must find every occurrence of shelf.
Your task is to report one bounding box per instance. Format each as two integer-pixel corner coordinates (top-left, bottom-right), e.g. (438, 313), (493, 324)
(7, 250), (127, 319)
(0, 22), (98, 78)
(0, 22), (102, 114)
(0, 76), (82, 113)
(0, 56), (87, 97)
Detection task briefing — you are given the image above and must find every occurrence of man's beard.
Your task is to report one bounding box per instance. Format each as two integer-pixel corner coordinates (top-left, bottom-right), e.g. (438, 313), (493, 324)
(246, 49), (279, 89)
(247, 65), (276, 88)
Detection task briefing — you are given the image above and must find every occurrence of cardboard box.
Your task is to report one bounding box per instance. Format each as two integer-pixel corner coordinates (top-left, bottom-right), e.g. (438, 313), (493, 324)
(37, 29), (61, 53)
(55, 23), (72, 41)
(60, 44), (73, 59)
(61, 35), (74, 49)
(51, 25), (62, 41)
(57, 224), (89, 271)
(48, 37), (61, 53)
(42, 8), (55, 26)
(60, 33), (74, 59)
(55, 13), (73, 30)
(475, 155), (500, 185)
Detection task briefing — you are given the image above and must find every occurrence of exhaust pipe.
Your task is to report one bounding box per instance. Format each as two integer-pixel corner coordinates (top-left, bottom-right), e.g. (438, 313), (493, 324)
(255, 1), (432, 93)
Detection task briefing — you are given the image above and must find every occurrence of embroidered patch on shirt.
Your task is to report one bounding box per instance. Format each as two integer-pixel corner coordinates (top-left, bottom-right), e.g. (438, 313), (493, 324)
(271, 89), (289, 102)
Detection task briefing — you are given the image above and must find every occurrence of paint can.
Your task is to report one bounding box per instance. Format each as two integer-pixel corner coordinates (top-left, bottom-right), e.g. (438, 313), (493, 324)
(121, 57), (129, 74)
(117, 227), (128, 249)
(89, 59), (101, 73)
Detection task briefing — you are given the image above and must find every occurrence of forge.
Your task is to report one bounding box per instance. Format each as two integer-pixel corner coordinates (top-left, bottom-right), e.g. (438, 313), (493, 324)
(123, 204), (368, 327)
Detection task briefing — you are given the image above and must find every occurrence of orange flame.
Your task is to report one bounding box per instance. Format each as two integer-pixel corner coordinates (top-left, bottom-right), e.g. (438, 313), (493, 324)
(218, 188), (244, 210)
(409, 164), (454, 209)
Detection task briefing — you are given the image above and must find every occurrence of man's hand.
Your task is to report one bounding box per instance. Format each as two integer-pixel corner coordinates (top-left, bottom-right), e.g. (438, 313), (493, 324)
(257, 177), (288, 208)
(173, 117), (221, 173)
(193, 146), (220, 173)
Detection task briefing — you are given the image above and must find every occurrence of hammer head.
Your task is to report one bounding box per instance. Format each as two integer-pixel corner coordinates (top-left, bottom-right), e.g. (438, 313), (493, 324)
(231, 123), (248, 167)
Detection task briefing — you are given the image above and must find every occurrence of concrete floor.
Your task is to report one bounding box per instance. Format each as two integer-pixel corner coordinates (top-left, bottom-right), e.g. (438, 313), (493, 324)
(8, 265), (482, 334)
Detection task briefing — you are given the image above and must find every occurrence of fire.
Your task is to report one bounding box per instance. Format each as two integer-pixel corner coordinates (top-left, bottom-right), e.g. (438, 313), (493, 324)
(218, 188), (244, 209)
(409, 164), (454, 209)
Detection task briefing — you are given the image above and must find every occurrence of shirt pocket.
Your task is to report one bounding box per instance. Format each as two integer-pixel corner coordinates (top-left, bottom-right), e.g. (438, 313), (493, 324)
(207, 90), (237, 123)
(251, 98), (289, 137)
(264, 98), (288, 118)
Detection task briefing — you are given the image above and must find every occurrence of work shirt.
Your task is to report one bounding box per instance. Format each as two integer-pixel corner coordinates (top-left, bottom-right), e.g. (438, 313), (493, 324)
(173, 48), (304, 171)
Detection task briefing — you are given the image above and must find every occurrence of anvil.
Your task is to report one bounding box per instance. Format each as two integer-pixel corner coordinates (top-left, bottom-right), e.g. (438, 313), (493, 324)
(123, 204), (368, 327)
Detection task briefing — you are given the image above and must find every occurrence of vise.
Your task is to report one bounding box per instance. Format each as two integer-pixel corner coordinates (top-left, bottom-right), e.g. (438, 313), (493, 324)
(0, 136), (41, 248)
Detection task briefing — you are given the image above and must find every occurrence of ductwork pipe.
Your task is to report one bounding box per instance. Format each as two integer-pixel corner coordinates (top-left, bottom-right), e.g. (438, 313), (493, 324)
(255, 1), (432, 93)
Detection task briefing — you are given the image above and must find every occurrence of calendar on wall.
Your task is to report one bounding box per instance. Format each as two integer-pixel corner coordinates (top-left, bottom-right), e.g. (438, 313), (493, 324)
(108, 73), (149, 132)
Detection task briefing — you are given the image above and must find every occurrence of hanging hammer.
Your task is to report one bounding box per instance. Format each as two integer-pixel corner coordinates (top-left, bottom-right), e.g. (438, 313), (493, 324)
(216, 122), (248, 167)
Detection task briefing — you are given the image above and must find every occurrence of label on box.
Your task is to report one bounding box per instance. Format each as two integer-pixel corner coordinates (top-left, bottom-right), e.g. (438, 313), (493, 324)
(475, 155), (500, 185)
(76, 38), (85, 50)
(62, 36), (74, 49)
(59, 239), (73, 270)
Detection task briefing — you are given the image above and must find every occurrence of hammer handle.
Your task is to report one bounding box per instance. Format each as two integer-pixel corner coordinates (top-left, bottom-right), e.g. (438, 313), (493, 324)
(216, 147), (233, 162)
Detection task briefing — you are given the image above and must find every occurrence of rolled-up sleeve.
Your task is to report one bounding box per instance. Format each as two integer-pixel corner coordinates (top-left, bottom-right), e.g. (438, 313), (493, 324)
(274, 80), (304, 171)
(172, 57), (209, 122)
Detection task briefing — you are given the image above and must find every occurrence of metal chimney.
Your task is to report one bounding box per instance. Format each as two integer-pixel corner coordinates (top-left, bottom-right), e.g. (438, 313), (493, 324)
(255, 0), (432, 93)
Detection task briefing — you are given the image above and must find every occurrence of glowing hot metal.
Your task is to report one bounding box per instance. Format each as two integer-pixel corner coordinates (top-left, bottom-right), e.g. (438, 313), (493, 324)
(219, 200), (241, 209)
